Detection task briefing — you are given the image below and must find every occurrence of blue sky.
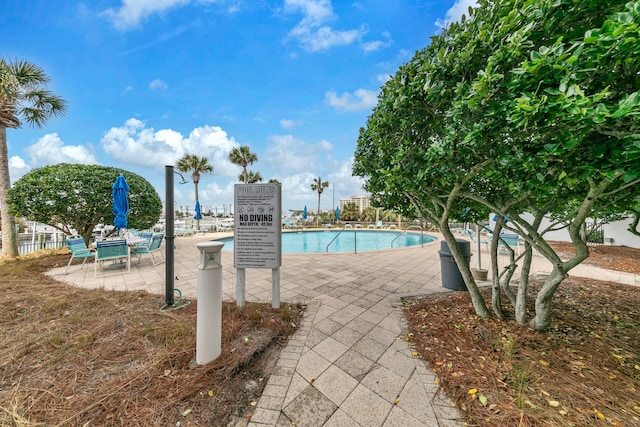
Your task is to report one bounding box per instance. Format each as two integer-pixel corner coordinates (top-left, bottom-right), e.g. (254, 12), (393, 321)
(2, 0), (475, 215)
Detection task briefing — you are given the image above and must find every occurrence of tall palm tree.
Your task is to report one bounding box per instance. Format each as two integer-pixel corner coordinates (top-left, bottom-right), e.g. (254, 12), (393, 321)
(310, 176), (329, 226)
(229, 145), (258, 184)
(176, 154), (213, 231)
(238, 170), (262, 183)
(0, 59), (67, 258)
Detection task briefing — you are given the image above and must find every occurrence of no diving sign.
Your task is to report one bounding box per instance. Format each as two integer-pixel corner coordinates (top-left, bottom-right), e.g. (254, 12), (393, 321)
(233, 184), (282, 268)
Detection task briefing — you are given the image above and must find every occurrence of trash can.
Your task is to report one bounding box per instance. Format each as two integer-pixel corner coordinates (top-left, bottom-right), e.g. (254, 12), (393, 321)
(438, 239), (471, 291)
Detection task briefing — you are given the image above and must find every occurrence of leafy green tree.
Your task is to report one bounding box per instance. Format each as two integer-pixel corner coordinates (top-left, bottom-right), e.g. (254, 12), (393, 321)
(310, 177), (329, 226)
(176, 154), (213, 231)
(238, 170), (262, 183)
(7, 164), (162, 244)
(268, 178), (280, 184)
(0, 59), (67, 258)
(354, 0), (640, 330)
(229, 145), (258, 184)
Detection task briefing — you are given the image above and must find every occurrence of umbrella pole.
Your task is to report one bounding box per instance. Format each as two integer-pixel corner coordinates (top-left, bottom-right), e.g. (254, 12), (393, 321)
(165, 166), (175, 307)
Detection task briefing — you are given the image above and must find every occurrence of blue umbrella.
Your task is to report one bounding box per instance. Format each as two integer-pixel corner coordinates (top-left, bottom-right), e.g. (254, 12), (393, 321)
(112, 174), (130, 230)
(335, 206), (340, 220)
(303, 205), (307, 220)
(194, 201), (203, 220)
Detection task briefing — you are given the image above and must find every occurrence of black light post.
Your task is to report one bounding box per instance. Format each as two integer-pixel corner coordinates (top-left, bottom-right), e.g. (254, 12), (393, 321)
(163, 166), (189, 307)
(165, 166), (175, 307)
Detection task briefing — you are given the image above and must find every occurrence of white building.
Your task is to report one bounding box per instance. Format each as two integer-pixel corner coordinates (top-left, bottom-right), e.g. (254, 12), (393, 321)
(339, 195), (371, 213)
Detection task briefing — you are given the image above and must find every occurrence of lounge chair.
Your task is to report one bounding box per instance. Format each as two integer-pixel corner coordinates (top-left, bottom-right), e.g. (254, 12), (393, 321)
(65, 236), (95, 274)
(131, 233), (165, 266)
(464, 229), (488, 247)
(95, 239), (130, 277)
(487, 232), (521, 255)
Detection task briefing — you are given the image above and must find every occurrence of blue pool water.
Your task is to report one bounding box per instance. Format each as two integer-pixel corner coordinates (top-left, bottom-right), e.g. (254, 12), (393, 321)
(216, 230), (436, 253)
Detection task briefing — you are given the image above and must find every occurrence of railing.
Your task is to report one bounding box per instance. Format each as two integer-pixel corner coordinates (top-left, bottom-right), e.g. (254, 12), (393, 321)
(3, 234), (67, 256)
(326, 229), (359, 253)
(391, 225), (424, 248)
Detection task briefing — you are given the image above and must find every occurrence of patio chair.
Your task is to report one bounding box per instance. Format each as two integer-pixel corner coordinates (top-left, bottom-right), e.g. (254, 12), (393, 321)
(464, 229), (488, 247)
(65, 236), (95, 274)
(131, 233), (165, 266)
(95, 239), (130, 277)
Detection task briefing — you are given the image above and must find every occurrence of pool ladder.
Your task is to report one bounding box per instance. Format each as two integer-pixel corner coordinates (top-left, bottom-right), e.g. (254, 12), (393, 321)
(391, 225), (424, 248)
(326, 229), (356, 253)
(325, 225), (425, 253)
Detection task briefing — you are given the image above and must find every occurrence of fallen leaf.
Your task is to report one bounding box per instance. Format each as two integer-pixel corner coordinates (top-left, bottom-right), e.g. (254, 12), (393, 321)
(250, 401), (257, 407)
(478, 394), (488, 406)
(468, 388), (478, 395)
(539, 360), (549, 367)
(548, 400), (560, 407)
(394, 397), (399, 405)
(208, 390), (213, 397)
(593, 409), (605, 419)
(181, 409), (191, 417)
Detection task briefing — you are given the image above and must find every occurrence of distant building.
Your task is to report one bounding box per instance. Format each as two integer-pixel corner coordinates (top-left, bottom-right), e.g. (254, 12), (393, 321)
(339, 195), (371, 213)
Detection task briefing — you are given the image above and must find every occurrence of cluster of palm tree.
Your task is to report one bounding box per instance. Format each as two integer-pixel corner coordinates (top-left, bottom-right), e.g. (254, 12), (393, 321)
(337, 203), (399, 224)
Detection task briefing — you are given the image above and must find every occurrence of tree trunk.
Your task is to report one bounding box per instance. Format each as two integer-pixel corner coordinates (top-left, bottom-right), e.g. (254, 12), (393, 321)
(529, 267), (567, 330)
(0, 127), (18, 258)
(194, 182), (200, 231)
(515, 243), (532, 325)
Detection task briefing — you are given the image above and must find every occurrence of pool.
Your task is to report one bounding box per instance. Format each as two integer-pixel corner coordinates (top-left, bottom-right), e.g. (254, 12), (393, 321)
(216, 230), (437, 253)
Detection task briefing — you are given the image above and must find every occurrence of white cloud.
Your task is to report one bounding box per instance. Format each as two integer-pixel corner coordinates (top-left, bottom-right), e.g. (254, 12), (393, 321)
(284, 0), (366, 52)
(25, 133), (99, 166)
(362, 31), (392, 53)
(324, 88), (378, 112)
(435, 0), (478, 28)
(100, 118), (239, 176)
(376, 73), (391, 84)
(102, 0), (191, 31)
(280, 118), (303, 129)
(264, 134), (332, 175)
(8, 156), (30, 184)
(149, 79), (168, 90)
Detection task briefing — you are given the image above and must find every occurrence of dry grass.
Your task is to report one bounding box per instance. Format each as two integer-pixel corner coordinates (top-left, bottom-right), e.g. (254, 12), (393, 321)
(404, 244), (640, 426)
(0, 251), (302, 426)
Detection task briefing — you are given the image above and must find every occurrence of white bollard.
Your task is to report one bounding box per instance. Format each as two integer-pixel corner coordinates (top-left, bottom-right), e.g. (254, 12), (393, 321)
(195, 241), (225, 365)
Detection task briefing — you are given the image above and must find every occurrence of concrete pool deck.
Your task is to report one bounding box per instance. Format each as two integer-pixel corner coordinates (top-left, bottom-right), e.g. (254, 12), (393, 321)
(46, 232), (638, 426)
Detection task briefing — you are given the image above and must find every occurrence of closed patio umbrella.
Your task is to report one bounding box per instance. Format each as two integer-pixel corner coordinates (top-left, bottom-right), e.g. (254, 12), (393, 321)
(112, 174), (130, 231)
(194, 201), (203, 220)
(335, 206), (340, 220)
(303, 205), (307, 220)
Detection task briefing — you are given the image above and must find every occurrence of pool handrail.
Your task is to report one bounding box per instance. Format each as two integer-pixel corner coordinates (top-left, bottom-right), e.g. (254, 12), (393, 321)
(391, 225), (424, 248)
(326, 229), (358, 253)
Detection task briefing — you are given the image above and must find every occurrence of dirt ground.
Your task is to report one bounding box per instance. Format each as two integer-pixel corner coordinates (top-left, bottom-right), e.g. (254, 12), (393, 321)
(404, 243), (640, 426)
(0, 252), (302, 426)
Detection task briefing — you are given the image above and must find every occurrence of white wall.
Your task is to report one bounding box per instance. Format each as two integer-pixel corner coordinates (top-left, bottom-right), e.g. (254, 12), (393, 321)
(603, 219), (640, 248)
(490, 214), (640, 248)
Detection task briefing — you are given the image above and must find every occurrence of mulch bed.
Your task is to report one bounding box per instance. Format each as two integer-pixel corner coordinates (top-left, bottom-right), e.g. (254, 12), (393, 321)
(0, 253), (303, 426)
(404, 243), (640, 426)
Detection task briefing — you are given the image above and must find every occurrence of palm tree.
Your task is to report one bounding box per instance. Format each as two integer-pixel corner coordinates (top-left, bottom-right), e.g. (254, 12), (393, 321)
(238, 170), (262, 183)
(229, 145), (258, 184)
(310, 177), (329, 226)
(341, 202), (359, 221)
(176, 154), (213, 231)
(0, 59), (67, 258)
